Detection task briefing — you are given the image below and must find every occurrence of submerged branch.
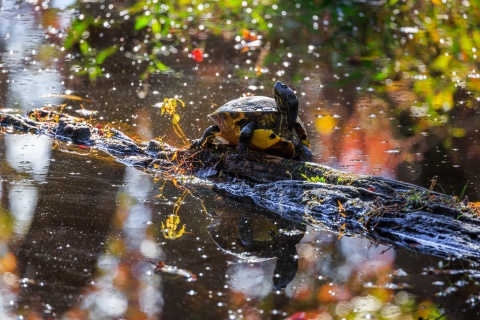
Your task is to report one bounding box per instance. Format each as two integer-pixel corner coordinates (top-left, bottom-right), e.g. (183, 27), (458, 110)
(2, 109), (480, 261)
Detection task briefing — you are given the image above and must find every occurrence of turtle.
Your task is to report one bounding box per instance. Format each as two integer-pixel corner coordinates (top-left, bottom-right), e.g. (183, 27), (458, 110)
(191, 81), (312, 161)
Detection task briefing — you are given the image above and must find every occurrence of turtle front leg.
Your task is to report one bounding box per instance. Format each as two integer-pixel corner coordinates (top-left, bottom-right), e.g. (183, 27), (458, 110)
(191, 125), (220, 148)
(296, 145), (313, 162)
(238, 121), (256, 156)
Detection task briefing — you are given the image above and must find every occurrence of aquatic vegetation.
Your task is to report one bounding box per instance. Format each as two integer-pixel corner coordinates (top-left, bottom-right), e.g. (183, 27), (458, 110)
(156, 181), (191, 239)
(161, 213), (186, 239)
(64, 15), (118, 81)
(403, 189), (425, 210)
(301, 174), (326, 183)
(62, 0), (278, 79)
(156, 97), (188, 145)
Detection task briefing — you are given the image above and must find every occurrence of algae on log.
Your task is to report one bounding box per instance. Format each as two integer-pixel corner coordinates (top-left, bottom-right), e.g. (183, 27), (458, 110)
(2, 110), (480, 261)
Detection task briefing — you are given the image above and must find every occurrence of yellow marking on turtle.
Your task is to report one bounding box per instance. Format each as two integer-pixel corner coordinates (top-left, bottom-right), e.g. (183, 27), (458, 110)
(250, 129), (295, 158)
(257, 113), (277, 128)
(251, 129), (282, 149)
(222, 112), (235, 129)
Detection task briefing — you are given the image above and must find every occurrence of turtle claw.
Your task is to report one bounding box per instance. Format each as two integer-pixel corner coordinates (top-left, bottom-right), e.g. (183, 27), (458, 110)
(296, 145), (313, 162)
(190, 139), (202, 149)
(190, 125), (220, 150)
(236, 145), (248, 159)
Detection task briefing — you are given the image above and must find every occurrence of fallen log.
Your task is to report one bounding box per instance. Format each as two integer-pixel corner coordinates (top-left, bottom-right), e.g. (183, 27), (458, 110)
(2, 109), (480, 261)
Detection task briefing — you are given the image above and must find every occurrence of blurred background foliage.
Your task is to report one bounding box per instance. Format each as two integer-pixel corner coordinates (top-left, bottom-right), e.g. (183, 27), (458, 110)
(2, 1), (480, 319)
(64, 0), (480, 145)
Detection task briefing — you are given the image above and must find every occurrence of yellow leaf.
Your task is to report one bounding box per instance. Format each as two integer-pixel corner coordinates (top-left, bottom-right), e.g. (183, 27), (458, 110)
(431, 54), (451, 72)
(432, 90), (453, 110)
(170, 150), (178, 161)
(473, 31), (480, 49)
(172, 113), (181, 125)
(468, 79), (480, 92)
(461, 34), (473, 52)
(413, 78), (434, 99)
(175, 224), (186, 238)
(315, 115), (338, 135)
(451, 127), (466, 138)
(443, 137), (453, 149)
(152, 19), (161, 35)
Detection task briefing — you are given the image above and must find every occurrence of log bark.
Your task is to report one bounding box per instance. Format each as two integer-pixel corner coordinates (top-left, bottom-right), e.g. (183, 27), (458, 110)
(2, 110), (480, 261)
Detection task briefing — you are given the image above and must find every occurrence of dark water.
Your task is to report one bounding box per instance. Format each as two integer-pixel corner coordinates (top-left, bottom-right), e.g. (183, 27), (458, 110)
(1, 0), (480, 319)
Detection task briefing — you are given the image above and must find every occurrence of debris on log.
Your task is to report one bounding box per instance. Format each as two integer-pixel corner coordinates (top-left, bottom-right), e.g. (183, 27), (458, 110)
(2, 109), (480, 261)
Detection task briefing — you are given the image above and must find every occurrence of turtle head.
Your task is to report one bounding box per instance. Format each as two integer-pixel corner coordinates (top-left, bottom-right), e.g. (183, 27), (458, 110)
(273, 81), (298, 130)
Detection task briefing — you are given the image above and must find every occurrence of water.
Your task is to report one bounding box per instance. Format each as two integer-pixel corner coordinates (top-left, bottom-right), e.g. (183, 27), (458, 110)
(1, 0), (480, 319)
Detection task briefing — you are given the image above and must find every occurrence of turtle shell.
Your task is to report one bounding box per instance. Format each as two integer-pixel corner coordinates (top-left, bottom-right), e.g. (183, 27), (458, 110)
(209, 96), (277, 130)
(208, 96), (309, 158)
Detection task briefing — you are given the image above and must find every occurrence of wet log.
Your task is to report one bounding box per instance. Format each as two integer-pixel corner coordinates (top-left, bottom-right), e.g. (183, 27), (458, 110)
(2, 110), (480, 261)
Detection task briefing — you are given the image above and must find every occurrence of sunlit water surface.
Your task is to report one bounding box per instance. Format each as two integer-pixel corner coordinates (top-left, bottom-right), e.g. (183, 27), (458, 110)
(1, 0), (480, 319)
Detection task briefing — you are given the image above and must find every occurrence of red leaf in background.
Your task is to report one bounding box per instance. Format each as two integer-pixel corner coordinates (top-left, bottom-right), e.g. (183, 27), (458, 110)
(191, 48), (204, 62)
(286, 312), (306, 320)
(242, 29), (258, 42)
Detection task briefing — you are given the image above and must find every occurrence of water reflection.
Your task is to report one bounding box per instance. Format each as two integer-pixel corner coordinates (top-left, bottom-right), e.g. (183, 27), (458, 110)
(0, 0), (74, 109)
(0, 133), (480, 318)
(3, 134), (52, 235)
(122, 167), (155, 249)
(207, 198), (306, 291)
(12, 143), (124, 318)
(2, 0), (480, 318)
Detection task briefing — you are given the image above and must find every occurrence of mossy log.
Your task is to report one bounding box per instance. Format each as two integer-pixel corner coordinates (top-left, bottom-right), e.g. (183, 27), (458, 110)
(2, 110), (480, 261)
